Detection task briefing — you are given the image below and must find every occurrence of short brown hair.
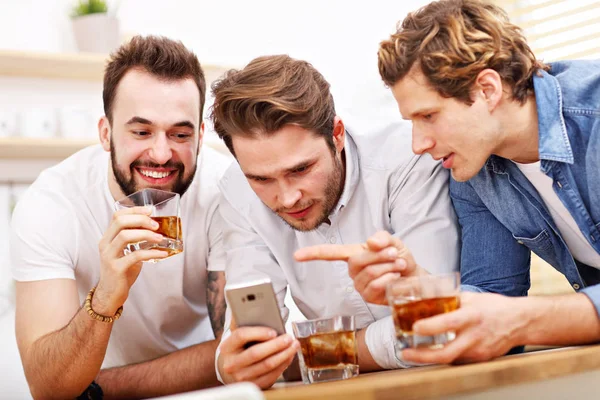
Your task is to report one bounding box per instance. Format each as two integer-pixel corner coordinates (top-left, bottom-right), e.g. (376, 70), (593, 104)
(210, 55), (336, 156)
(103, 35), (206, 123)
(378, 0), (549, 104)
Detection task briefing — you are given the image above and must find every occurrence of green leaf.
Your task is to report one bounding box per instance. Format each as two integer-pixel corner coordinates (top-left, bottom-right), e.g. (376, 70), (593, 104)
(71, 0), (108, 18)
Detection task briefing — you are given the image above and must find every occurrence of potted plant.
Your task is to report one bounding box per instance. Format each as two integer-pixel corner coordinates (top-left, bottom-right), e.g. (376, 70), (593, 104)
(70, 0), (120, 53)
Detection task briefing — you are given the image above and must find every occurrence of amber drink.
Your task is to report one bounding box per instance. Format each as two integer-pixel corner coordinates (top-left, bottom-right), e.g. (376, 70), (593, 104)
(387, 273), (460, 352)
(115, 188), (183, 261)
(292, 316), (358, 384)
(146, 216), (183, 257)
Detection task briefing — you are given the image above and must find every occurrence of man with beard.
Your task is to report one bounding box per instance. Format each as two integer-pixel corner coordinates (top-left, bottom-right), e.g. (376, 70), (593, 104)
(10, 36), (231, 399)
(210, 55), (459, 388)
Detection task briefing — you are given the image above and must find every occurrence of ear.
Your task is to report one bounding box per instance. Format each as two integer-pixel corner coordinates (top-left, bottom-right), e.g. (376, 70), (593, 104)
(332, 116), (345, 154)
(197, 121), (205, 153)
(98, 116), (111, 152)
(474, 69), (503, 111)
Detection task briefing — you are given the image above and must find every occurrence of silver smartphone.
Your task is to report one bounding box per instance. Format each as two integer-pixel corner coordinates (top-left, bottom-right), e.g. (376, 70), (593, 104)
(225, 278), (286, 347)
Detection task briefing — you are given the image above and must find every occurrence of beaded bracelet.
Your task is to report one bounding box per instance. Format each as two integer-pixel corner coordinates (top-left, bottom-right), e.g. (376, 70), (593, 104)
(84, 286), (123, 323)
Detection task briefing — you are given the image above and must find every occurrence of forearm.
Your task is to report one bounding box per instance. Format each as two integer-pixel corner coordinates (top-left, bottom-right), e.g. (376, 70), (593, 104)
(23, 307), (112, 399)
(518, 293), (600, 346)
(207, 271), (226, 338)
(97, 339), (221, 399)
(356, 328), (384, 372)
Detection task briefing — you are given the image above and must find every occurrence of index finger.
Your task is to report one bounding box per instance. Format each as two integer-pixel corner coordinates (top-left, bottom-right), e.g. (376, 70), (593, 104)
(294, 243), (367, 262)
(221, 326), (278, 353)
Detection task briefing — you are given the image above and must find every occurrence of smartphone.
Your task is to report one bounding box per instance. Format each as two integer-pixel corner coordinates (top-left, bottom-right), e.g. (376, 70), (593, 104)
(225, 278), (286, 348)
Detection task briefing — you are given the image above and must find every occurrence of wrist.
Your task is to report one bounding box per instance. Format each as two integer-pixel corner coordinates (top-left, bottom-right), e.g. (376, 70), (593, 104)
(85, 286), (123, 323)
(513, 296), (541, 345)
(217, 354), (233, 384)
(92, 283), (124, 316)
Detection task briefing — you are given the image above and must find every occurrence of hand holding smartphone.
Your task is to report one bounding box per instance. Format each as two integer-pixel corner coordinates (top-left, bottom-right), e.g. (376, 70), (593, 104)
(225, 278), (286, 347)
(220, 278), (300, 388)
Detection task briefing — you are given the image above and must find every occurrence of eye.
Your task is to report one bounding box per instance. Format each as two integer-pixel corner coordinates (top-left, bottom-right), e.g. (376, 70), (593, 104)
(133, 130), (150, 137)
(292, 165), (308, 174)
(172, 132), (193, 141)
(423, 113), (436, 121)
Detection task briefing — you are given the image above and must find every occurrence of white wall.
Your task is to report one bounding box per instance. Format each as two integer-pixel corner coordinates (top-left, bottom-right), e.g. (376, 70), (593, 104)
(0, 0), (429, 119)
(0, 0), (427, 65)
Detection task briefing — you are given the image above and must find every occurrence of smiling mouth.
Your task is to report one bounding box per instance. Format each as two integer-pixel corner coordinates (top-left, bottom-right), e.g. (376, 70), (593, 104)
(136, 168), (177, 181)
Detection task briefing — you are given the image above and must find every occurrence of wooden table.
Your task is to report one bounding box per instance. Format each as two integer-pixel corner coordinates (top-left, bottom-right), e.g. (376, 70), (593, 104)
(264, 345), (600, 400)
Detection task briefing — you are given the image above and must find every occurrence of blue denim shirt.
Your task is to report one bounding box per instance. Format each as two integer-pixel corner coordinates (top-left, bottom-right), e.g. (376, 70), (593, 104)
(450, 60), (600, 316)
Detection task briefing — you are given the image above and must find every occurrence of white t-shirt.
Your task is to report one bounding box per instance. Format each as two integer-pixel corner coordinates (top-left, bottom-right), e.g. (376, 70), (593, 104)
(10, 144), (232, 368)
(515, 161), (600, 268)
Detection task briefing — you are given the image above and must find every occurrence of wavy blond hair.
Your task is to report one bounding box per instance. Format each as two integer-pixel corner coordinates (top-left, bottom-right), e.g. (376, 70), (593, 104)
(378, 0), (548, 104)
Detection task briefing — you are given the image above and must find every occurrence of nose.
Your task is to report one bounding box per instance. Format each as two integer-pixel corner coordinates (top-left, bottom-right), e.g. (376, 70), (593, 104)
(148, 133), (173, 165)
(277, 181), (302, 210)
(411, 125), (435, 155)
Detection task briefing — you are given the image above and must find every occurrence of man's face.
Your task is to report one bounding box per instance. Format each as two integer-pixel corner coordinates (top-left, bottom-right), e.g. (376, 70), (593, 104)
(232, 124), (345, 232)
(391, 68), (500, 182)
(104, 69), (202, 197)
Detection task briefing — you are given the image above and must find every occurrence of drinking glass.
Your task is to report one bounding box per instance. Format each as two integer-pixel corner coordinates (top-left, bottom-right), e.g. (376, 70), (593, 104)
(114, 188), (183, 261)
(292, 315), (358, 384)
(387, 272), (460, 354)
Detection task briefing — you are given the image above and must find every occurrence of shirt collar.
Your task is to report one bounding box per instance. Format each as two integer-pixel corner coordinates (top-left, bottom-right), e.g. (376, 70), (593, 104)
(330, 130), (360, 217)
(533, 68), (574, 164)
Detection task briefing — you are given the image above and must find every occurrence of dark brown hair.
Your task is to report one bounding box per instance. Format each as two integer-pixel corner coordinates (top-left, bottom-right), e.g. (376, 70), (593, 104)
(210, 55), (336, 156)
(103, 35), (206, 123)
(378, 0), (549, 104)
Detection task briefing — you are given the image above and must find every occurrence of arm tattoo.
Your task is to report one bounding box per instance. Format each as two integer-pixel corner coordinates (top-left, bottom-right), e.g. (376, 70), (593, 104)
(207, 271), (226, 338)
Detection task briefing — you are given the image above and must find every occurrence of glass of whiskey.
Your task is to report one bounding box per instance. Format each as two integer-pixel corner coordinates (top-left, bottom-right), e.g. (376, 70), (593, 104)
(387, 272), (460, 355)
(292, 315), (358, 384)
(114, 188), (183, 261)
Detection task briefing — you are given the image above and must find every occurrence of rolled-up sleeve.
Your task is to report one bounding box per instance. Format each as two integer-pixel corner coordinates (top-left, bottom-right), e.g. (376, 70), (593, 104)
(214, 195), (290, 383)
(581, 285), (600, 318)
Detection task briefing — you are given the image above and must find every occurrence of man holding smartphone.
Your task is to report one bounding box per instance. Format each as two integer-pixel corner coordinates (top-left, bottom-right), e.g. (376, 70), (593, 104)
(210, 54), (460, 388)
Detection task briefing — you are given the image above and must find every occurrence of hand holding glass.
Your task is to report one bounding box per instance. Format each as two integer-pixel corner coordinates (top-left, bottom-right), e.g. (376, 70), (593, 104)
(387, 272), (460, 353)
(114, 188), (183, 261)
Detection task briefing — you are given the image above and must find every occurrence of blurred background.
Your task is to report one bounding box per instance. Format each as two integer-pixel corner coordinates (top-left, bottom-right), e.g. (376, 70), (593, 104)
(0, 0), (598, 398)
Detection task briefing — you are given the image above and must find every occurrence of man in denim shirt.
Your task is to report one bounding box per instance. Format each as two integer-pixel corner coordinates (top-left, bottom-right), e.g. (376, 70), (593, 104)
(297, 0), (600, 365)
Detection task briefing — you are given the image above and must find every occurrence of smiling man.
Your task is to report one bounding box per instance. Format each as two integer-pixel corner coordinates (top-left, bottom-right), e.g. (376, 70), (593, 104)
(10, 36), (231, 399)
(210, 55), (459, 388)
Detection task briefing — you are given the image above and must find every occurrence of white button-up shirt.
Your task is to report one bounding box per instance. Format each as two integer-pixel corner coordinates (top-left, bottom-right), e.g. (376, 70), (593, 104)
(217, 121), (459, 373)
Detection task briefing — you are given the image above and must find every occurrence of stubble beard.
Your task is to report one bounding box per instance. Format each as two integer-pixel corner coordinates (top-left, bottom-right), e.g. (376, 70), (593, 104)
(278, 152), (345, 232)
(110, 139), (197, 197)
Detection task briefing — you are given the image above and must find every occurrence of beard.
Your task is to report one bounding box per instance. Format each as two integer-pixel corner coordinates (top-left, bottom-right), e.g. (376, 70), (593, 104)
(110, 139), (197, 197)
(276, 151), (345, 232)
